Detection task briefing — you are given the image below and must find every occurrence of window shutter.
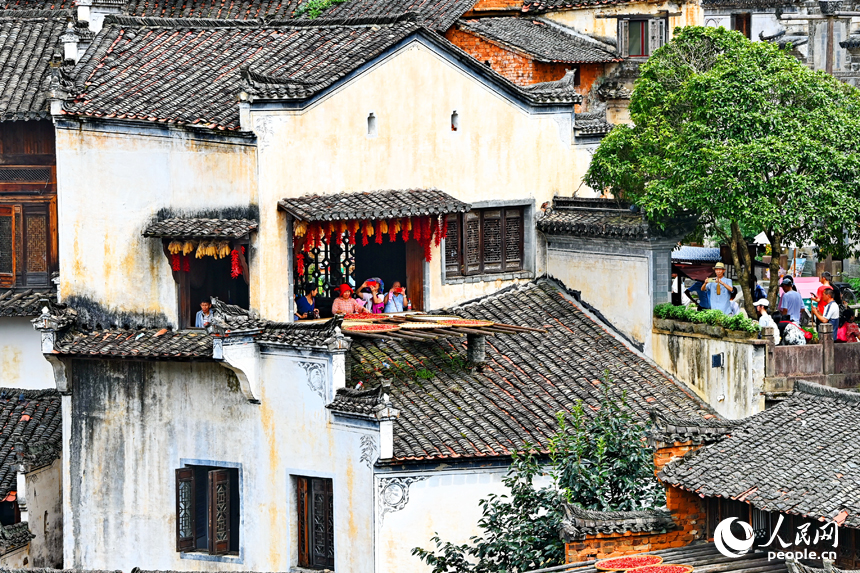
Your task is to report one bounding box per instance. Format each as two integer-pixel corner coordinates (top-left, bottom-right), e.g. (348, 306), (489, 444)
(619, 20), (629, 58)
(208, 469), (231, 555)
(649, 19), (666, 54)
(481, 210), (503, 274)
(175, 468), (195, 552)
(444, 214), (462, 278)
(503, 209), (523, 271)
(464, 211), (482, 275)
(297, 477), (310, 567)
(310, 477), (335, 569)
(0, 207), (14, 288)
(23, 209), (48, 286)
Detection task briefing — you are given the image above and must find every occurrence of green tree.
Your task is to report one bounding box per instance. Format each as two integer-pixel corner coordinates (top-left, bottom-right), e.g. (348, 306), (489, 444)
(412, 376), (661, 573)
(587, 26), (860, 316)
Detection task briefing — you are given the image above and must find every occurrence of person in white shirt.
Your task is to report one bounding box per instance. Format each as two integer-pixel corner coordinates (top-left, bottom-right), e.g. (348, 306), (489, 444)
(755, 298), (779, 344)
(810, 287), (840, 341)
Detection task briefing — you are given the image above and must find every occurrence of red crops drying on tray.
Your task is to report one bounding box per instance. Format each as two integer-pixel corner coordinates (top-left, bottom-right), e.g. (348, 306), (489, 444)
(342, 324), (400, 332)
(626, 565), (693, 573)
(596, 556), (664, 571)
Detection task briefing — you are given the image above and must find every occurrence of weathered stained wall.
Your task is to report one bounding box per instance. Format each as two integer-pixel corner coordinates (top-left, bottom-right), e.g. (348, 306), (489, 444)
(253, 39), (595, 318)
(651, 330), (766, 419)
(376, 468), (553, 573)
(54, 126), (258, 327)
(0, 317), (55, 389)
(25, 458), (62, 567)
(0, 545), (29, 567)
(64, 353), (376, 571)
(544, 2), (704, 41)
(545, 237), (674, 353)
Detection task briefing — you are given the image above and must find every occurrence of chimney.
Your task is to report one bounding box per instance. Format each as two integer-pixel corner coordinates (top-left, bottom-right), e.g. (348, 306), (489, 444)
(60, 22), (79, 63)
(467, 333), (487, 365)
(76, 0), (126, 34)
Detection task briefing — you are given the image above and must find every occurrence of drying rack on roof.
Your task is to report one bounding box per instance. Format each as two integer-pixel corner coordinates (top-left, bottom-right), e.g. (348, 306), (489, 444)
(327, 313), (545, 341)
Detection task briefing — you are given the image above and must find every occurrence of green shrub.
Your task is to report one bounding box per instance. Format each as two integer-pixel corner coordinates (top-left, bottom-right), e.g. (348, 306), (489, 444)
(724, 314), (760, 333)
(653, 303), (674, 319)
(682, 306), (700, 322)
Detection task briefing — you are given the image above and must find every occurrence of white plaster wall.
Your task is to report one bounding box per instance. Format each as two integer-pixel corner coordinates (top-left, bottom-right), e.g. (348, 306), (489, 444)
(547, 248), (652, 350)
(544, 2), (704, 41)
(54, 127), (258, 326)
(0, 317), (56, 389)
(0, 545), (30, 568)
(376, 468), (553, 573)
(64, 353), (377, 571)
(26, 458), (63, 568)
(253, 39), (595, 318)
(651, 331), (766, 419)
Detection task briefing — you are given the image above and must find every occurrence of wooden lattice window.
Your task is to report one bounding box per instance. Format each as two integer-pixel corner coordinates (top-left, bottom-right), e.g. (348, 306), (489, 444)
(0, 202), (55, 288)
(297, 476), (334, 570)
(174, 466), (239, 556)
(445, 208), (524, 278)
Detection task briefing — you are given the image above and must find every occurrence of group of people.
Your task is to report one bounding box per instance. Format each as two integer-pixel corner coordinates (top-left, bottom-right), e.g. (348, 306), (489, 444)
(294, 278), (410, 320)
(679, 264), (860, 345)
(754, 273), (859, 345)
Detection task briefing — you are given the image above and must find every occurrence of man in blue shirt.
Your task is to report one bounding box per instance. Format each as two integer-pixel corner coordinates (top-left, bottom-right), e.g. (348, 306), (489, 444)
(704, 262), (735, 314)
(195, 300), (213, 328)
(778, 277), (804, 323)
(685, 281), (711, 309)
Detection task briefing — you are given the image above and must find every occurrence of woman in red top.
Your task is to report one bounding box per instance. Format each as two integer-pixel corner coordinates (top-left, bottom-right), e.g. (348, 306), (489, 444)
(811, 271), (833, 313)
(838, 309), (860, 343)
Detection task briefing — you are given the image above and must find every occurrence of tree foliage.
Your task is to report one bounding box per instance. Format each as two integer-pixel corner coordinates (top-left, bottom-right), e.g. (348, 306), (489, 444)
(587, 27), (860, 315)
(412, 376), (662, 573)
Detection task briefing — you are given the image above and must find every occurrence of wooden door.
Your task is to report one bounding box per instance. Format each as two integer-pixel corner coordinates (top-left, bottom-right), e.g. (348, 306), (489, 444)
(405, 240), (424, 311)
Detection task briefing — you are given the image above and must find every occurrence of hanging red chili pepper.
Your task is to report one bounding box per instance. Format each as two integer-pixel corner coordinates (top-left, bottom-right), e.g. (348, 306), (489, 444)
(401, 218), (410, 242)
(230, 249), (242, 278)
(182, 255), (190, 272)
(171, 253), (180, 271)
(388, 219), (397, 242)
(424, 217), (434, 248)
(348, 229), (356, 245)
(413, 217), (422, 241)
(296, 252), (305, 277)
(362, 230), (369, 246)
(434, 216), (443, 247)
(374, 221), (383, 244)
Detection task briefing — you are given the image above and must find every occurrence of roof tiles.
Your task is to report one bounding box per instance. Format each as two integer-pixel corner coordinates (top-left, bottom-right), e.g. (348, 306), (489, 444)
(537, 197), (652, 238)
(142, 217), (258, 239)
(660, 381), (860, 529)
(278, 188), (471, 222)
(54, 327), (213, 359)
(350, 278), (716, 461)
(0, 289), (56, 317)
(456, 17), (619, 63)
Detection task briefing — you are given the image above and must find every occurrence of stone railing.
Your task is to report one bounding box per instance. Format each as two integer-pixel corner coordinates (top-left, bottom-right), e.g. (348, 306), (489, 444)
(764, 323), (860, 394)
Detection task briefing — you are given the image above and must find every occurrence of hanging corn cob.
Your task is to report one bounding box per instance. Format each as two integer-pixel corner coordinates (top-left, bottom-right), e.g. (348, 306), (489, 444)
(294, 220), (308, 237)
(217, 241), (232, 259)
(182, 240), (197, 256)
(195, 241), (207, 259)
(168, 240), (182, 255)
(206, 242), (217, 257)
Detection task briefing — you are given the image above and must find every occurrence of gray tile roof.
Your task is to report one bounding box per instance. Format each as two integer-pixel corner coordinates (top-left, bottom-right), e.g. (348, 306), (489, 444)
(278, 188), (471, 222)
(648, 409), (740, 445)
(522, 0), (643, 12)
(575, 110), (613, 136)
(560, 503), (675, 542)
(0, 10), (70, 122)
(256, 317), (345, 348)
(54, 327), (214, 359)
(564, 543), (788, 573)
(327, 384), (389, 419)
(671, 245), (721, 262)
(0, 389), (61, 502)
(67, 19), (422, 130)
(287, 0), (475, 31)
(456, 17), (619, 63)
(0, 522), (34, 556)
(0, 289), (56, 317)
(142, 218), (258, 239)
(350, 278), (717, 461)
(660, 381), (860, 529)
(537, 197), (653, 238)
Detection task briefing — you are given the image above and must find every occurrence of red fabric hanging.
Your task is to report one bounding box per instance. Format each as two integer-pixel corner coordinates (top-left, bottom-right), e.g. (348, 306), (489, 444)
(230, 249), (242, 278)
(171, 253), (180, 271)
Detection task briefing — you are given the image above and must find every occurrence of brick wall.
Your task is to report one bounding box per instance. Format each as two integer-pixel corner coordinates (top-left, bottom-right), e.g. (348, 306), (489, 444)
(564, 441), (707, 564)
(445, 28), (569, 86)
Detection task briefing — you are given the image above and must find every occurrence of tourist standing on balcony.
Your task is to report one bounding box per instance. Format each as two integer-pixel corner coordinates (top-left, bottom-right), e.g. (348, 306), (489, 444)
(778, 277), (803, 323)
(384, 281), (409, 313)
(704, 262), (735, 314)
(810, 287), (840, 340)
(332, 284), (370, 315)
(295, 283), (319, 320)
